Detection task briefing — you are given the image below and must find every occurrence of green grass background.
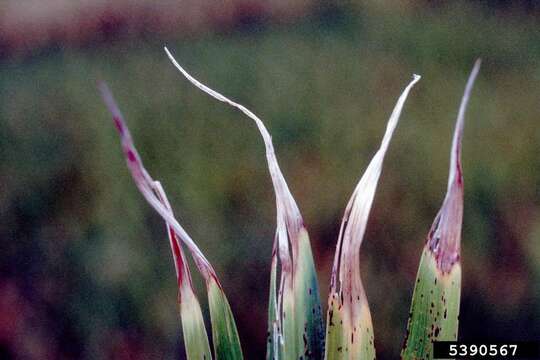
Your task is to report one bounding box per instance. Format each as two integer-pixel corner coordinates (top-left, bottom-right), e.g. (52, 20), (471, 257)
(1, 2), (539, 359)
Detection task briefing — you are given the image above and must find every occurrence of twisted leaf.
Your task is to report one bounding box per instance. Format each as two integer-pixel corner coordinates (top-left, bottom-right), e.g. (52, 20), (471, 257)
(100, 83), (243, 360)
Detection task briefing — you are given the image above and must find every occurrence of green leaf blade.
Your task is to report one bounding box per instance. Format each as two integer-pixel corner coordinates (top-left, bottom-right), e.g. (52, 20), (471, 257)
(280, 228), (325, 359)
(293, 229), (325, 359)
(401, 248), (461, 360)
(180, 288), (214, 360)
(324, 292), (375, 360)
(208, 277), (244, 360)
(266, 246), (278, 360)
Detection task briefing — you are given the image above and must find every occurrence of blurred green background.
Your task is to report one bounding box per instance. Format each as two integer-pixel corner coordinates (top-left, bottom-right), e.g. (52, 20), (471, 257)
(1, 1), (539, 359)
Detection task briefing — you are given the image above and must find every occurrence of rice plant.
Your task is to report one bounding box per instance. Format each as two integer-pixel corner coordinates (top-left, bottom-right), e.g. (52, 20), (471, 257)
(100, 49), (480, 359)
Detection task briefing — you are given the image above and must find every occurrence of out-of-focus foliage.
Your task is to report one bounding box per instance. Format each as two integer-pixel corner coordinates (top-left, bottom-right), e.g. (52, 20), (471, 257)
(0, 2), (539, 359)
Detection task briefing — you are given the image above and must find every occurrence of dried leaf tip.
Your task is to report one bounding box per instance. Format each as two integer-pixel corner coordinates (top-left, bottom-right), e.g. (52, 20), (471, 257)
(164, 46), (302, 261)
(331, 73), (421, 294)
(428, 60), (481, 273)
(448, 59), (481, 189)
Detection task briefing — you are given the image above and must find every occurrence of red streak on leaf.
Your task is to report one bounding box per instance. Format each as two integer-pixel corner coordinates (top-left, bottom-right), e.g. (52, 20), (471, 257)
(168, 228), (185, 287)
(113, 115), (124, 135)
(127, 149), (136, 163)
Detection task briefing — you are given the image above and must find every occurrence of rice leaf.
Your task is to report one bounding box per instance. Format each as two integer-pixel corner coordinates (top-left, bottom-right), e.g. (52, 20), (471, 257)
(165, 47), (325, 360)
(98, 83), (215, 277)
(99, 83), (243, 360)
(208, 277), (244, 360)
(325, 74), (421, 360)
(401, 60), (480, 360)
(266, 242), (279, 360)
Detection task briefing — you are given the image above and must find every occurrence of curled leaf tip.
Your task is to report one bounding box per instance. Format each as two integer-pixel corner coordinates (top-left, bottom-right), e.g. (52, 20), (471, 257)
(428, 60), (480, 273)
(164, 47), (303, 264)
(331, 74), (421, 295)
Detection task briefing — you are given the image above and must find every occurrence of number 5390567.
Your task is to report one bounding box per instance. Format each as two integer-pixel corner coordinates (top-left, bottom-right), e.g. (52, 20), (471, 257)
(448, 344), (517, 357)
